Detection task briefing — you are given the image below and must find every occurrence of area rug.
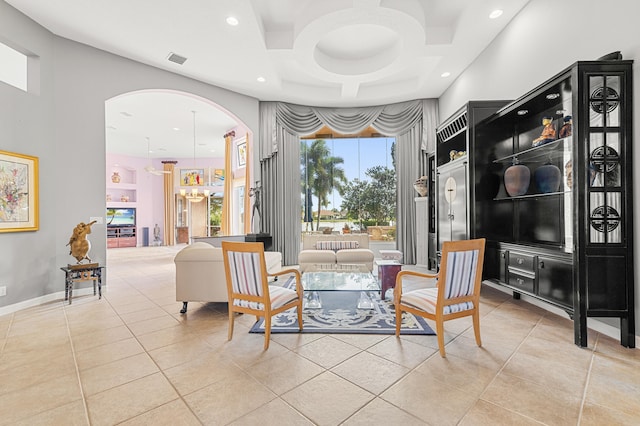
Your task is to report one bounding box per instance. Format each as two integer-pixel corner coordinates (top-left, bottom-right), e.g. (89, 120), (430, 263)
(249, 280), (434, 335)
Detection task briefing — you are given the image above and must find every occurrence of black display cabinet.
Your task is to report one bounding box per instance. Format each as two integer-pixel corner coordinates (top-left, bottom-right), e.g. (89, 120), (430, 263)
(435, 101), (508, 253)
(474, 60), (635, 347)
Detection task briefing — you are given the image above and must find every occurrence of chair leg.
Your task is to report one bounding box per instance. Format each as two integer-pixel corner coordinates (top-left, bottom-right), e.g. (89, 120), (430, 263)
(436, 320), (446, 357)
(395, 305), (402, 336)
(263, 316), (271, 350)
(228, 310), (235, 342)
(297, 306), (304, 331)
(472, 310), (482, 347)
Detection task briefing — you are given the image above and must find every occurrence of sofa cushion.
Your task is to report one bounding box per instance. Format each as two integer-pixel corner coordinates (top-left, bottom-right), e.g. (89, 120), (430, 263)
(315, 240), (360, 251)
(336, 248), (375, 271)
(298, 249), (336, 263)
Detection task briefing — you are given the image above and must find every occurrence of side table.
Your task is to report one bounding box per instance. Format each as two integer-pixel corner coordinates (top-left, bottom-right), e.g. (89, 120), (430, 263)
(60, 264), (104, 304)
(376, 260), (402, 300)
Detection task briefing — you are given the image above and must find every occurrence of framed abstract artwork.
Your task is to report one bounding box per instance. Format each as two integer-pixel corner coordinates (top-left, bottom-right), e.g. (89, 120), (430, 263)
(180, 168), (204, 186)
(237, 141), (247, 167)
(0, 150), (39, 233)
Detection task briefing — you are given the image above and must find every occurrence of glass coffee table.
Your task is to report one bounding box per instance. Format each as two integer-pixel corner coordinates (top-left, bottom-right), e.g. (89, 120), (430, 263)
(302, 264), (380, 309)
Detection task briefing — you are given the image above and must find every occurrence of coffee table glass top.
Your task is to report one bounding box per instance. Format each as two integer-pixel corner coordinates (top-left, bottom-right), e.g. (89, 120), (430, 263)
(302, 264), (380, 291)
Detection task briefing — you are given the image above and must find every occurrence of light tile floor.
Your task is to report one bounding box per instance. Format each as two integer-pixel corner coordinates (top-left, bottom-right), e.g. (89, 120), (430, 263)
(1, 245), (639, 425)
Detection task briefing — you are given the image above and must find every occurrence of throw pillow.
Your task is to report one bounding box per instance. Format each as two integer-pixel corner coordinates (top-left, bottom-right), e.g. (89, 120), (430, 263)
(315, 240), (360, 251)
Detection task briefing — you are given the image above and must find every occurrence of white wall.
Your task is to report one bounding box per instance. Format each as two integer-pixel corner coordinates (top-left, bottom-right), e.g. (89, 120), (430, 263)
(439, 0), (640, 340)
(0, 1), (258, 310)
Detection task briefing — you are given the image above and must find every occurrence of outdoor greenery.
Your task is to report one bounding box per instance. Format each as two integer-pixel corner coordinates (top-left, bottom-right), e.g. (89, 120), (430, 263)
(209, 196), (223, 226)
(340, 165), (396, 229)
(301, 138), (397, 231)
(301, 139), (347, 230)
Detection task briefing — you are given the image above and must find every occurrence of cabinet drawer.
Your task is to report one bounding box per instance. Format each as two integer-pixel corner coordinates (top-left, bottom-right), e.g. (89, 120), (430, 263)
(508, 252), (536, 272)
(508, 270), (535, 293)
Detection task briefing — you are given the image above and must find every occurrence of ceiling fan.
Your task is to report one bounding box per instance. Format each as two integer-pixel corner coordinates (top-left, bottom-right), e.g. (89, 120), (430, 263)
(144, 137), (170, 175)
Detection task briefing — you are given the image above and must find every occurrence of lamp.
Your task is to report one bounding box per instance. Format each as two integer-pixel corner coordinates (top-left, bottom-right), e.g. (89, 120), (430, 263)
(183, 111), (210, 203)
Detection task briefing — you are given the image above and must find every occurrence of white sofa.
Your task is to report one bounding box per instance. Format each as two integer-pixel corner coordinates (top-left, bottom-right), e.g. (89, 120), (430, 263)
(298, 233), (374, 272)
(174, 242), (282, 313)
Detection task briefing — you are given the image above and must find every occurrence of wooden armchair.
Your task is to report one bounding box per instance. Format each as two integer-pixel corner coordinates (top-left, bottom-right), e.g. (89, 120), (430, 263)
(221, 241), (303, 350)
(394, 238), (486, 357)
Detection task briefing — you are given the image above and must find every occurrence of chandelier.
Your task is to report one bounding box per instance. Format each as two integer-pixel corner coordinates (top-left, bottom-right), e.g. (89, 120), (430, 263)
(180, 110), (209, 203)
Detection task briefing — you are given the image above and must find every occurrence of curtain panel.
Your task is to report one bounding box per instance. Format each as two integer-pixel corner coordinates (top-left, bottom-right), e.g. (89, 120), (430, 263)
(258, 99), (438, 266)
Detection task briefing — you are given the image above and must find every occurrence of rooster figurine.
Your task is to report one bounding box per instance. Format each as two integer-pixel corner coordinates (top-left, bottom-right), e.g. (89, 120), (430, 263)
(67, 220), (97, 263)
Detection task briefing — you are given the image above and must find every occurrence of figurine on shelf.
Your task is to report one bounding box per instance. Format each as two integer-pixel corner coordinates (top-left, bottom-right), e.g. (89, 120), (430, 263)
(532, 116), (557, 147)
(559, 115), (572, 138)
(449, 150), (466, 161)
(111, 172), (121, 183)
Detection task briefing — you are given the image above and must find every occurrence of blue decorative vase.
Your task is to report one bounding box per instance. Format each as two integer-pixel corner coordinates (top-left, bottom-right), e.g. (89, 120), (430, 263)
(534, 164), (561, 193)
(504, 162), (530, 196)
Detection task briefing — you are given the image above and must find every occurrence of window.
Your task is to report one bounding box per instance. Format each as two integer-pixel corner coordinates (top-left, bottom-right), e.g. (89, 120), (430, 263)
(301, 136), (396, 239)
(0, 41), (28, 91)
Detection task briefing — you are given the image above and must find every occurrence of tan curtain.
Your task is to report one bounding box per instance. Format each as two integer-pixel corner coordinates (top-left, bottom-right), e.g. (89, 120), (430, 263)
(162, 161), (177, 245)
(221, 132), (234, 235)
(243, 133), (251, 234)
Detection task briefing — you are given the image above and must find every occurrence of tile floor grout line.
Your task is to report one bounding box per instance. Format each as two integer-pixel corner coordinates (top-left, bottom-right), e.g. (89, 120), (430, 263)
(456, 306), (546, 423)
(576, 332), (598, 425)
(62, 303), (92, 426)
(99, 281), (206, 425)
(0, 312), (14, 356)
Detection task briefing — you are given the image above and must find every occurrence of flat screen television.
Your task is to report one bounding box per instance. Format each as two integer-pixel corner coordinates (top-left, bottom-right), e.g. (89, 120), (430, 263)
(107, 207), (136, 227)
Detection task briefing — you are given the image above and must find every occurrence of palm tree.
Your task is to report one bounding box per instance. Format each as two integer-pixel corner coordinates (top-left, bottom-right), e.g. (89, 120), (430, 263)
(301, 139), (347, 230)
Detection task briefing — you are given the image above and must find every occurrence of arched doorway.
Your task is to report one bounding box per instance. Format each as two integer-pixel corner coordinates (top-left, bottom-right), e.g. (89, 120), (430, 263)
(105, 89), (251, 247)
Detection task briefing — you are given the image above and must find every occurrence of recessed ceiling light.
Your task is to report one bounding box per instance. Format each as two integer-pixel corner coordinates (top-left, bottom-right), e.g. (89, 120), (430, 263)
(489, 9), (503, 19)
(173, 127), (180, 131)
(441, 72), (451, 78)
(226, 16), (239, 26)
(257, 76), (266, 83)
(517, 109), (528, 115)
(546, 93), (560, 99)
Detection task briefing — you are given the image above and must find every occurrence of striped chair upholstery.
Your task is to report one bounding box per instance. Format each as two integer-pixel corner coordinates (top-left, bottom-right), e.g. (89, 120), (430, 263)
(394, 238), (485, 357)
(222, 241), (304, 350)
(226, 251), (299, 311)
(401, 249), (479, 314)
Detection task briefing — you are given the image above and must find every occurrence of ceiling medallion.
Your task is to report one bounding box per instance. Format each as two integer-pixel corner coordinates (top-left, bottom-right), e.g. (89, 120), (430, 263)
(293, 7), (424, 79)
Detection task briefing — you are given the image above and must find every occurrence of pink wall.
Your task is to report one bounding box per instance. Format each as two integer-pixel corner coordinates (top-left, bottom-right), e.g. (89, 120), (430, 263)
(106, 153), (224, 245)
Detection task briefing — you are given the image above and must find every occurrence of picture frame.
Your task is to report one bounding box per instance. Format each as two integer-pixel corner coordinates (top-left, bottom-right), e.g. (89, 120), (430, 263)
(0, 150), (39, 233)
(213, 168), (225, 185)
(237, 141), (247, 167)
(180, 168), (204, 186)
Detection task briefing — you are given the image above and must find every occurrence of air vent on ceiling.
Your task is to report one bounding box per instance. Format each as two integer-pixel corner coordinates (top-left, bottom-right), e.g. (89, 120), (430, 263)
(167, 52), (187, 65)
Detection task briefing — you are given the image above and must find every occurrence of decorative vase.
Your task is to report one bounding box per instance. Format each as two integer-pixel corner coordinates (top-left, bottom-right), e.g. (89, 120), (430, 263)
(504, 161), (530, 196)
(121, 195), (129, 202)
(111, 172), (121, 183)
(534, 164), (561, 193)
(413, 176), (428, 197)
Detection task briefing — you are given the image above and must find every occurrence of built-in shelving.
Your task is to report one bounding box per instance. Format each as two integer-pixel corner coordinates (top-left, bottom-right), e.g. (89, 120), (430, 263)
(474, 59), (635, 348)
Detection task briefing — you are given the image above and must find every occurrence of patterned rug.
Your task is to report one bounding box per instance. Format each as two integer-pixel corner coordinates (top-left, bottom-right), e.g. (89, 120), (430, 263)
(249, 280), (434, 335)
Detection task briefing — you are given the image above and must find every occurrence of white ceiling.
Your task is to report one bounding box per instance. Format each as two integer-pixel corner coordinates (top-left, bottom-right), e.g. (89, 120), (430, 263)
(8, 0), (530, 160)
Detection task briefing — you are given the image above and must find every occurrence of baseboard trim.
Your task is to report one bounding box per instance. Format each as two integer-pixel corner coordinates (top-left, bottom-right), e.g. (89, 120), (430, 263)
(0, 287), (98, 317)
(483, 280), (639, 348)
